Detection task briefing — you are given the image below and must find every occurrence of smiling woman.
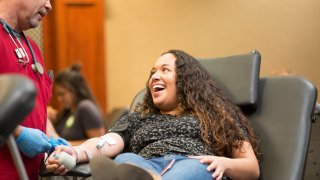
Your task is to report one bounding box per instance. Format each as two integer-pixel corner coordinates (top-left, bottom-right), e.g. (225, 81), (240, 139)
(46, 50), (260, 180)
(148, 53), (179, 115)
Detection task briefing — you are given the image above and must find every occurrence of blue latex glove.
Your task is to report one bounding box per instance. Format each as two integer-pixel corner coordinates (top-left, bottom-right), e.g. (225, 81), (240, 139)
(57, 137), (69, 146)
(16, 127), (52, 158)
(48, 137), (70, 152)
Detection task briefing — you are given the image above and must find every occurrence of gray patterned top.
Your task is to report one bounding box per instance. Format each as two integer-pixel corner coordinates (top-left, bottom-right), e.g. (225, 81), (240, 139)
(109, 113), (215, 159)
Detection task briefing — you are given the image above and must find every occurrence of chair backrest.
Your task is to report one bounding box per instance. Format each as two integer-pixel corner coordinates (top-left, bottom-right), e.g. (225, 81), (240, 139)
(105, 107), (129, 130)
(248, 76), (317, 180)
(0, 74), (36, 148)
(199, 50), (261, 113)
(129, 89), (147, 112)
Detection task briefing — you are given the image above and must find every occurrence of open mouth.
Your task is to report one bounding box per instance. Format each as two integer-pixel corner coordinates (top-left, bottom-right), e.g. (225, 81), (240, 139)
(153, 85), (165, 92)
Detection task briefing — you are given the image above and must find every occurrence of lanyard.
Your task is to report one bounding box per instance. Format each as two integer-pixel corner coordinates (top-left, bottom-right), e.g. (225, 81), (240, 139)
(0, 19), (44, 74)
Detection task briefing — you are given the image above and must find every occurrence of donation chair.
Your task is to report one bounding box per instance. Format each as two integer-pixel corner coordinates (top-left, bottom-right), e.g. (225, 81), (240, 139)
(40, 50), (318, 180)
(129, 50), (317, 180)
(0, 74), (37, 180)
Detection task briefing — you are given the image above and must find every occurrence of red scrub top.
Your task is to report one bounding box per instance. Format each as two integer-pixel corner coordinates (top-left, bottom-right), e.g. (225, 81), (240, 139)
(0, 26), (53, 179)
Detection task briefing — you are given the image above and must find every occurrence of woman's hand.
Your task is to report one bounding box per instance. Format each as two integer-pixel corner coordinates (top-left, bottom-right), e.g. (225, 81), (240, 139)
(189, 155), (228, 180)
(190, 142), (260, 180)
(46, 145), (77, 175)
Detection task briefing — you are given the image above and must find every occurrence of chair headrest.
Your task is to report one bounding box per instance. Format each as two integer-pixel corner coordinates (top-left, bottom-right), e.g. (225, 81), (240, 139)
(129, 89), (146, 112)
(199, 50), (261, 114)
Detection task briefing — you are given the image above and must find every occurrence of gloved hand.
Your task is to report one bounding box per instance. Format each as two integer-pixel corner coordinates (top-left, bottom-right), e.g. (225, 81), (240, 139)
(16, 127), (52, 158)
(48, 137), (70, 152)
(57, 138), (69, 146)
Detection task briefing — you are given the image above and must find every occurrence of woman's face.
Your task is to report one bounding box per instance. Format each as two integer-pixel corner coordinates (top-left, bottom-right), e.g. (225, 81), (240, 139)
(55, 85), (74, 109)
(148, 53), (180, 115)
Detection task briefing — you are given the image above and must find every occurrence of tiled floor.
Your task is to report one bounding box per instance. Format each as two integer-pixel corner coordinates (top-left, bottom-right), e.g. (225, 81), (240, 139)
(304, 113), (320, 180)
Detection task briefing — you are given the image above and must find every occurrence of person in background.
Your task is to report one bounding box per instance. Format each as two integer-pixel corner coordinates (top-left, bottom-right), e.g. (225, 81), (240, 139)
(0, 0), (68, 179)
(46, 50), (260, 180)
(47, 64), (105, 145)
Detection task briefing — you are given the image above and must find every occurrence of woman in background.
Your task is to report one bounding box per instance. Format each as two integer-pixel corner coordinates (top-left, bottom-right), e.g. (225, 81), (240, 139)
(48, 64), (105, 145)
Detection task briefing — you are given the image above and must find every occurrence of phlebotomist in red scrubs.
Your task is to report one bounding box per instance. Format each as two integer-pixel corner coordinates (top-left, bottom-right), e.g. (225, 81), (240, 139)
(0, 0), (68, 179)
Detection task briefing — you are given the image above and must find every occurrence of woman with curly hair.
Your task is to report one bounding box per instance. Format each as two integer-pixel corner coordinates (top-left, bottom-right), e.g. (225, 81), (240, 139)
(46, 50), (260, 180)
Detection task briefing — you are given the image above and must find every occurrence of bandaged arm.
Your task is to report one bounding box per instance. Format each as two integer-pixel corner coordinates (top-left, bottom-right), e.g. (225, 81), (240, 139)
(72, 132), (124, 163)
(59, 123), (129, 163)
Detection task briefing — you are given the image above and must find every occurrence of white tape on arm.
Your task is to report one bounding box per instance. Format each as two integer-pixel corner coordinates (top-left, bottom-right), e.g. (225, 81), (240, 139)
(101, 134), (117, 145)
(96, 134), (117, 150)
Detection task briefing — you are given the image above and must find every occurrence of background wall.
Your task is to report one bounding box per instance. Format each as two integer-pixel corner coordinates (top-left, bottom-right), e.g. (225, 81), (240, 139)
(105, 0), (320, 112)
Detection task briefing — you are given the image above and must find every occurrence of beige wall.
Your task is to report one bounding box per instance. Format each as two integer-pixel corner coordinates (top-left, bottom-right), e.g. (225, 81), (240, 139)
(105, 0), (320, 112)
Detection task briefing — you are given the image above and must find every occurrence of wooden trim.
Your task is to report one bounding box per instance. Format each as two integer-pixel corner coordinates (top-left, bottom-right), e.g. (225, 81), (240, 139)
(42, 0), (107, 113)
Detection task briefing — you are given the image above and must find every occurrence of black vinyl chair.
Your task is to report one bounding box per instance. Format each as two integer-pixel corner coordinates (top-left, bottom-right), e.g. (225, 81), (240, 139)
(0, 74), (37, 180)
(105, 107), (129, 131)
(129, 51), (317, 180)
(40, 50), (318, 180)
(247, 76), (317, 179)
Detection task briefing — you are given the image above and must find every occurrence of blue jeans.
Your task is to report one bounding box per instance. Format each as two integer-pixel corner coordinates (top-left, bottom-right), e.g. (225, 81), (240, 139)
(114, 153), (214, 180)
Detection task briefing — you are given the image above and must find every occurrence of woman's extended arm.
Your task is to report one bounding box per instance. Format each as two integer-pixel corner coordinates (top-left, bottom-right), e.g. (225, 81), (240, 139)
(46, 132), (125, 175)
(75, 132), (125, 161)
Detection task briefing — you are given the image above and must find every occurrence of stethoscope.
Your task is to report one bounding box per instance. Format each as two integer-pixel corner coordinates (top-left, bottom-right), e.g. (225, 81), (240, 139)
(0, 19), (44, 75)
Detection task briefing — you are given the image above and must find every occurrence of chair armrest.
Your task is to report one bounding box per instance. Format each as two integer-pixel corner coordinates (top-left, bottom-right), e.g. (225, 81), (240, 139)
(39, 162), (91, 177)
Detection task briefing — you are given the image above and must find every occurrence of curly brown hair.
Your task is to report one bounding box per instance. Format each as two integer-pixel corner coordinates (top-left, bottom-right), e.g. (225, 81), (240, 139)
(136, 50), (260, 159)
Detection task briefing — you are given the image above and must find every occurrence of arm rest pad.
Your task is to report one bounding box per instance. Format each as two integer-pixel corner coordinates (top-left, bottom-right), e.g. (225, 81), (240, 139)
(39, 162), (91, 177)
